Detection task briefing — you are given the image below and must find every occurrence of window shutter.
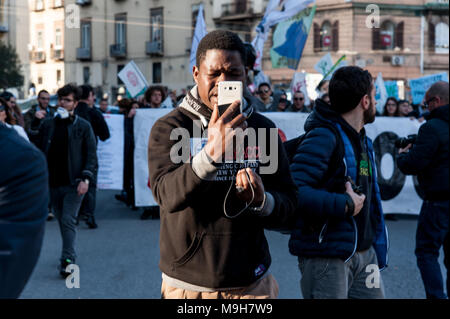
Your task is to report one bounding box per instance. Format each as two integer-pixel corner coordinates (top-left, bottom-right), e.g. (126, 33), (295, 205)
(314, 23), (320, 52)
(372, 27), (381, 50)
(395, 21), (404, 49)
(332, 21), (339, 52)
(428, 22), (435, 51)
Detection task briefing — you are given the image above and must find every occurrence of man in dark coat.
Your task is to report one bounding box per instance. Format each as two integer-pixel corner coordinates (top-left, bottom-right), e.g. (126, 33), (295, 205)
(0, 123), (48, 298)
(397, 81), (449, 299)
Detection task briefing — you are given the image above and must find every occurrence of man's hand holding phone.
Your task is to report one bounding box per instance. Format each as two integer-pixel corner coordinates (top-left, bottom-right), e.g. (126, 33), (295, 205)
(204, 100), (247, 163)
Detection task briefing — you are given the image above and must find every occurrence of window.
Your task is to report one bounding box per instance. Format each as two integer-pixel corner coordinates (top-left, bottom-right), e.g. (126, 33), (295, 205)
(435, 22), (449, 54)
(115, 14), (127, 45)
(83, 66), (90, 84)
(37, 31), (44, 49)
(320, 21), (332, 51)
(35, 0), (44, 11)
(117, 65), (125, 85)
(56, 69), (62, 84)
(81, 20), (91, 49)
(150, 8), (163, 43)
(38, 76), (43, 85)
(380, 21), (395, 50)
(153, 62), (162, 83)
(373, 20), (404, 50)
(53, 0), (63, 8)
(55, 28), (62, 47)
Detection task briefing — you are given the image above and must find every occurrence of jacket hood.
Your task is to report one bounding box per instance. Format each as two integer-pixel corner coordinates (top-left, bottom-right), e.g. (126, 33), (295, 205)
(427, 104), (449, 123)
(304, 99), (342, 132)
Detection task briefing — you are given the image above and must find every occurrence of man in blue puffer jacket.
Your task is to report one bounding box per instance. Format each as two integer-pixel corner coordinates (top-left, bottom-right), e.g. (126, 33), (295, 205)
(289, 66), (388, 299)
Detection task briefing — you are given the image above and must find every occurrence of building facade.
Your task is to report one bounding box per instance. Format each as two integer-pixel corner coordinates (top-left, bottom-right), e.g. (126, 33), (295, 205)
(1, 0), (30, 98)
(264, 0), (449, 99)
(27, 0), (65, 95)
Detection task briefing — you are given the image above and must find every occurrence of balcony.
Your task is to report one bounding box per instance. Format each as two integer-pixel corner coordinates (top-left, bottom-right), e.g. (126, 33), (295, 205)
(52, 48), (64, 61)
(215, 1), (260, 22)
(30, 50), (46, 63)
(0, 25), (8, 33)
(146, 40), (163, 56)
(110, 43), (127, 58)
(76, 47), (91, 60)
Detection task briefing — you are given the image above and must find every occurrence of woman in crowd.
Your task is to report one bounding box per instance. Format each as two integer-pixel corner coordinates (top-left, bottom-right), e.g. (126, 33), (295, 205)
(0, 97), (29, 141)
(0, 91), (25, 127)
(382, 97), (399, 117)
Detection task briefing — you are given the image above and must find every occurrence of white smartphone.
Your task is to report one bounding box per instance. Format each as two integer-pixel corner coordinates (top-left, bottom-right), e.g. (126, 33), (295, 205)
(218, 81), (243, 117)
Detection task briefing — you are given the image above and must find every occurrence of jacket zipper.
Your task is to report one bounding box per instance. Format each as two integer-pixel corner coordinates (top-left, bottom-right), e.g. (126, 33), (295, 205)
(344, 217), (358, 263)
(318, 222), (328, 244)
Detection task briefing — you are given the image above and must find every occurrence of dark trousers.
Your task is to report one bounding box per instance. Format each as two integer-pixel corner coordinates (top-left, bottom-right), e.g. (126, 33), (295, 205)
(415, 200), (450, 299)
(79, 169), (97, 218)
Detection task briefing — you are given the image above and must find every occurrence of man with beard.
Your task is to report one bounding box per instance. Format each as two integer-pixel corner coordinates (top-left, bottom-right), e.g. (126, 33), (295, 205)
(288, 66), (388, 299)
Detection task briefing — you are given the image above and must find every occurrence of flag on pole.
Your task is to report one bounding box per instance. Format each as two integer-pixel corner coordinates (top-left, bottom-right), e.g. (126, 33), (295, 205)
(118, 61), (149, 98)
(314, 53), (334, 76)
(375, 72), (388, 114)
(252, 0), (315, 70)
(290, 72), (311, 106)
(189, 4), (208, 72)
(270, 5), (316, 70)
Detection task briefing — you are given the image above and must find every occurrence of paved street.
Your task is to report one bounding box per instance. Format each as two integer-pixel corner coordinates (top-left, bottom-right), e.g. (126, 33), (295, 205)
(20, 190), (445, 299)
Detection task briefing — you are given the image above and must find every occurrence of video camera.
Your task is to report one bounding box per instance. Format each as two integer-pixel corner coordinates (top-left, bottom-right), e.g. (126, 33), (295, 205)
(395, 134), (418, 149)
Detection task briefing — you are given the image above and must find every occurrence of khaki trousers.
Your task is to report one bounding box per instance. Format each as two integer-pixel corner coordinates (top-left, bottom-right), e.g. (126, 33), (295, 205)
(161, 274), (279, 299)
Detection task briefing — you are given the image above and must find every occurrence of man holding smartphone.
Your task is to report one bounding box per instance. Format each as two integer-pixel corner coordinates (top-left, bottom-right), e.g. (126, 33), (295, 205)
(148, 30), (297, 299)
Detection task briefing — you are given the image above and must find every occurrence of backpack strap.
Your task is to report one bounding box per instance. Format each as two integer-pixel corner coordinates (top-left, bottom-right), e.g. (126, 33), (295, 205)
(333, 122), (357, 182)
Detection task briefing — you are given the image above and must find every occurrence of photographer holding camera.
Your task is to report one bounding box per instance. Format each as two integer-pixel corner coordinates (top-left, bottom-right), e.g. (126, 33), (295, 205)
(397, 81), (449, 299)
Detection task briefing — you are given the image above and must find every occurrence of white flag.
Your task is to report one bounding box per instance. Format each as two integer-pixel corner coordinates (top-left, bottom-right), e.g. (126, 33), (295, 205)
(117, 61), (148, 98)
(314, 53), (334, 76)
(375, 72), (388, 114)
(291, 72), (311, 106)
(252, 0), (315, 70)
(189, 4), (208, 72)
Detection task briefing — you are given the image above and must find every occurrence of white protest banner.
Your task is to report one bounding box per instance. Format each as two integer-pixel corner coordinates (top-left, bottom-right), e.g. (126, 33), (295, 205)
(118, 61), (149, 98)
(97, 114), (124, 190)
(375, 72), (388, 114)
(134, 109), (424, 215)
(409, 72), (449, 105)
(290, 72), (311, 106)
(314, 52), (333, 76)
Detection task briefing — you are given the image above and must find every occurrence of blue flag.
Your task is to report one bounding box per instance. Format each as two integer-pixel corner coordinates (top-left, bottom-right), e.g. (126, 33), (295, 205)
(270, 5), (316, 70)
(189, 4), (208, 72)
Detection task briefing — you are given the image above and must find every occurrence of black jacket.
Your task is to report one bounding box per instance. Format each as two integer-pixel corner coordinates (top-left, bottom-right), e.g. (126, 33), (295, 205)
(24, 104), (57, 145)
(397, 104), (449, 200)
(148, 88), (298, 288)
(75, 102), (110, 143)
(36, 115), (98, 185)
(0, 124), (48, 298)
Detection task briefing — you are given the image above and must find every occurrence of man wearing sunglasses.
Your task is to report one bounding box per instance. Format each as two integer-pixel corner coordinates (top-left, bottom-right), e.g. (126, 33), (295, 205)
(288, 91), (311, 113)
(397, 81), (449, 299)
(35, 84), (97, 278)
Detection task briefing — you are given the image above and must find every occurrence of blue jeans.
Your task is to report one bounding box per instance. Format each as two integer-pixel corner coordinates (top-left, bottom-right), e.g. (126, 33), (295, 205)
(50, 185), (84, 263)
(415, 200), (450, 299)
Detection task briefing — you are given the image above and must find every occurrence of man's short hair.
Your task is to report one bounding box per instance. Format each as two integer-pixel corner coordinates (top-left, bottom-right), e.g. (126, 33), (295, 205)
(57, 84), (82, 102)
(79, 84), (94, 100)
(196, 30), (247, 68)
(258, 82), (271, 91)
(329, 66), (373, 114)
(144, 85), (166, 103)
(37, 90), (49, 99)
(427, 81), (449, 105)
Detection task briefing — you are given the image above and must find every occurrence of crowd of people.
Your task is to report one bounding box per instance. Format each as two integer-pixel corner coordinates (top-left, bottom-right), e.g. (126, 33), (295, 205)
(0, 29), (448, 300)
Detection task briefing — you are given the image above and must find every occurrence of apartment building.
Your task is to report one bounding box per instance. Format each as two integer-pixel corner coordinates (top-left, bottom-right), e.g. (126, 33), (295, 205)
(63, 0), (217, 101)
(27, 0), (65, 95)
(264, 0), (449, 92)
(1, 0), (30, 97)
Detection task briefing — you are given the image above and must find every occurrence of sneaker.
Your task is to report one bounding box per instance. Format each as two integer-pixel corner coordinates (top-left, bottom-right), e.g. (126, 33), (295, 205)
(85, 216), (98, 229)
(59, 258), (75, 278)
(47, 212), (55, 221)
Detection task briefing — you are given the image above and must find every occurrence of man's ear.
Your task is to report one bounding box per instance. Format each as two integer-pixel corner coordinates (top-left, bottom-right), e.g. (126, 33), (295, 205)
(193, 65), (200, 85)
(361, 94), (370, 111)
(73, 101), (78, 109)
